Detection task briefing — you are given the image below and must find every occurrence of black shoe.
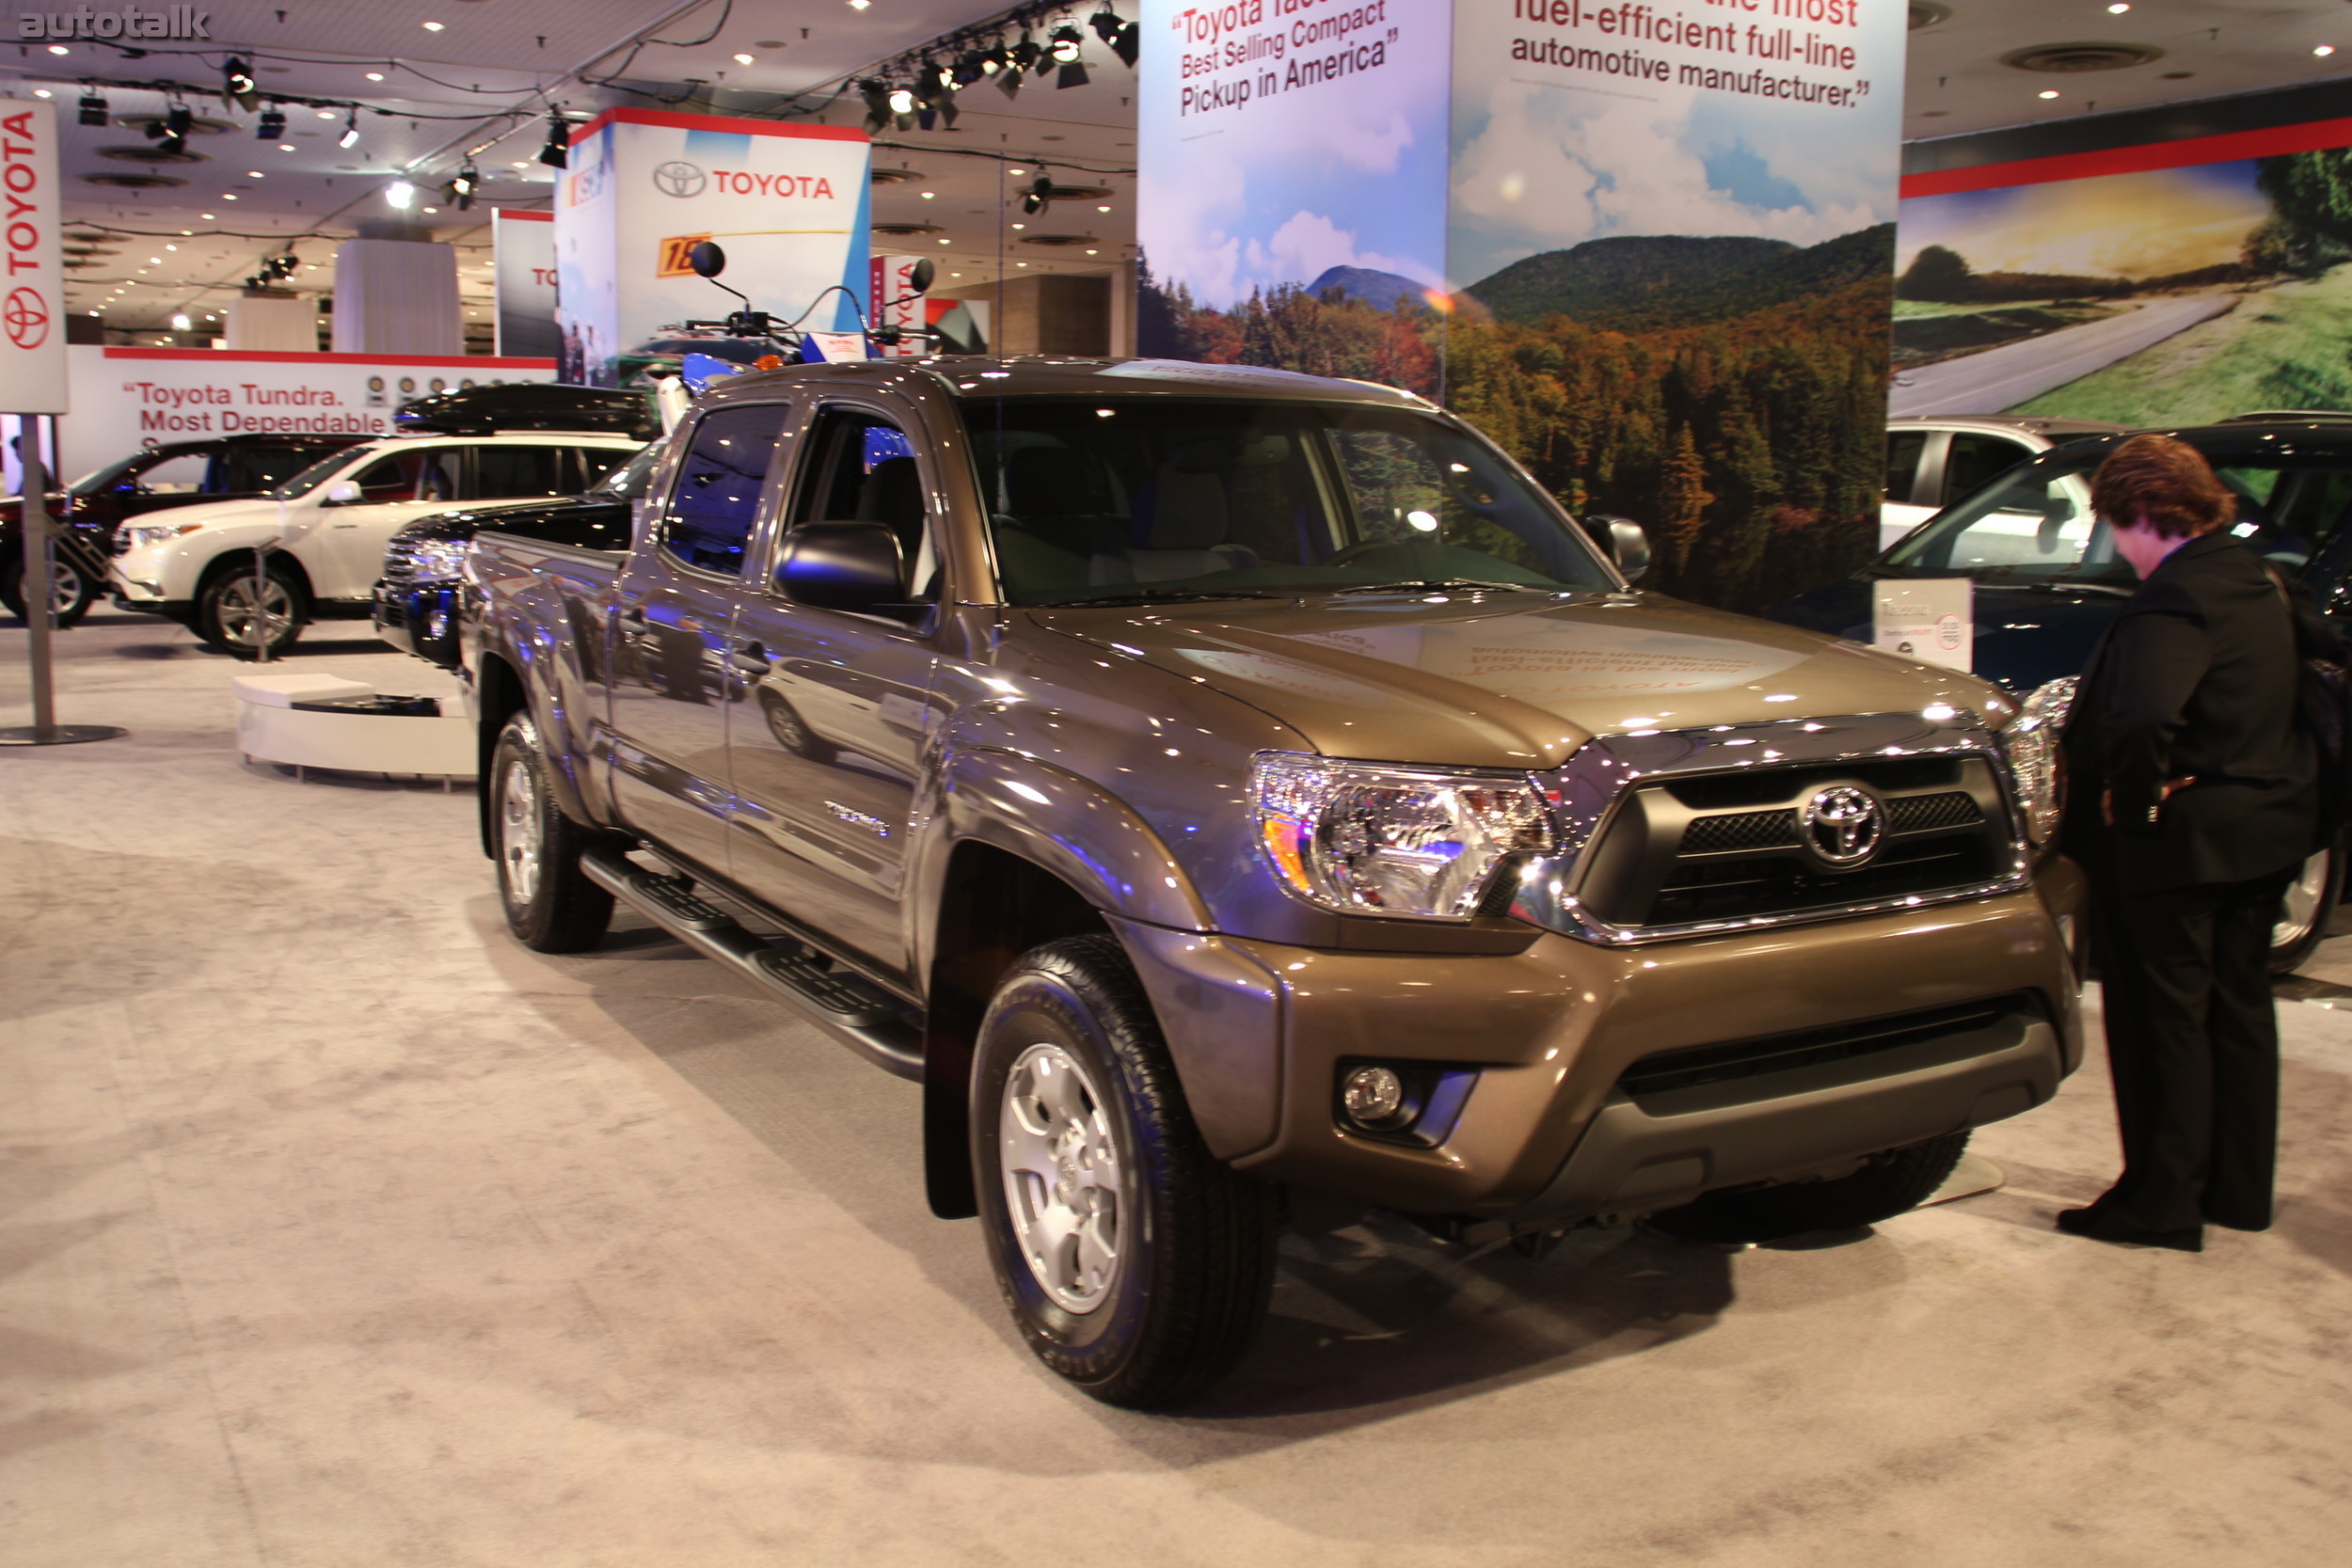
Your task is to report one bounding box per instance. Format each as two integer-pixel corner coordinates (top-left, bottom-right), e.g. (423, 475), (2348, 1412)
(2204, 1212), (2271, 1232)
(2056, 1207), (2204, 1251)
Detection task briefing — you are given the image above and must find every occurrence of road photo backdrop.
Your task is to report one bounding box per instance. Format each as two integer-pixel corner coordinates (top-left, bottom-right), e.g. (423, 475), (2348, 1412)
(1137, 0), (1909, 612)
(1892, 119), (2352, 427)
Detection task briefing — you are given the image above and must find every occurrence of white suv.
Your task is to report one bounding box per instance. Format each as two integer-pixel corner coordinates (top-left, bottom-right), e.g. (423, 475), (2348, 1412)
(111, 432), (642, 657)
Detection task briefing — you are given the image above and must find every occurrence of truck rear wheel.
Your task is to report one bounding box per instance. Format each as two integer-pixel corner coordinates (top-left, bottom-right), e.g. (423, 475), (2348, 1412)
(972, 935), (1278, 1408)
(1645, 1132), (1971, 1244)
(489, 713), (614, 953)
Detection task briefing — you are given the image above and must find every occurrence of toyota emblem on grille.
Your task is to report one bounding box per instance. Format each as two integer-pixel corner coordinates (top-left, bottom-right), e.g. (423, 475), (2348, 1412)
(1800, 785), (1883, 866)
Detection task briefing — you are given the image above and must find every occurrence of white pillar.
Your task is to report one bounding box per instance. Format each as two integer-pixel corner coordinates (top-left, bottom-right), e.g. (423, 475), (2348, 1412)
(331, 223), (461, 356)
(225, 292), (318, 352)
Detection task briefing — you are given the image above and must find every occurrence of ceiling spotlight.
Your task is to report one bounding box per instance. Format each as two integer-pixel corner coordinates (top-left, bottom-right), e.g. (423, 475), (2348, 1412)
(537, 110), (569, 169)
(256, 104), (286, 139)
(422, 20), (444, 30)
(278, 143), (294, 151)
(1022, 175), (1055, 214)
(386, 179), (416, 210)
(316, 108), (336, 119)
(223, 55), (258, 112)
(888, 85), (917, 117)
(47, 43), (68, 55)
(1089, 6), (1139, 67)
(734, 53), (755, 65)
(2319, 44), (2338, 57)
(2039, 88), (2059, 99)
(849, 0), (869, 8)
(860, 78), (893, 134)
(2106, 2), (2128, 10)
(364, 71), (386, 83)
(446, 164), (478, 210)
(170, 312), (191, 331)
(339, 109), (360, 149)
(32, 88), (49, 100)
(77, 90), (107, 126)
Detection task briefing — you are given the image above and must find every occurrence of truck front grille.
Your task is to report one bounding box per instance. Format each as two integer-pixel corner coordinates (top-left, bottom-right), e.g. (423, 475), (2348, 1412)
(1572, 756), (2017, 933)
(381, 538), (422, 580)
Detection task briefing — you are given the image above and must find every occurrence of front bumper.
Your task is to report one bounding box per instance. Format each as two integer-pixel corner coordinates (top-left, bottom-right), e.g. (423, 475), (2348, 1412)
(371, 578), (461, 666)
(1115, 861), (2085, 1227)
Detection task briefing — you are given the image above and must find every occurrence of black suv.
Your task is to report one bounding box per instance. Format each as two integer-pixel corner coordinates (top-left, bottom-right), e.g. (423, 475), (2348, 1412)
(2, 433), (362, 625)
(1771, 418), (2352, 969)
(373, 442), (656, 666)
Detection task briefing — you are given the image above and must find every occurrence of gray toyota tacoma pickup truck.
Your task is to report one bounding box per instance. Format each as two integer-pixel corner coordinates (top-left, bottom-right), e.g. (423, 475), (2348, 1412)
(460, 356), (2086, 1407)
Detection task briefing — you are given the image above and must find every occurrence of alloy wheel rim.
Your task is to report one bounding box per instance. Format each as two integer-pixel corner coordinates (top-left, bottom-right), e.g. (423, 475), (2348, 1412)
(2274, 848), (2330, 949)
(40, 561), (82, 618)
(999, 1040), (1127, 1315)
(216, 574), (294, 649)
(500, 755), (543, 909)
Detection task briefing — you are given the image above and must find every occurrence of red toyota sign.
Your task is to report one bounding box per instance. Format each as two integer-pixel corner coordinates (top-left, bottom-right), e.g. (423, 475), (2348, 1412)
(2, 100), (67, 413)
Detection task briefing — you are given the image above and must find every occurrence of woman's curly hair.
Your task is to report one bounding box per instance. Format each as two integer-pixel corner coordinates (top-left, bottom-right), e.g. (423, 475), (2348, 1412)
(2090, 434), (2235, 540)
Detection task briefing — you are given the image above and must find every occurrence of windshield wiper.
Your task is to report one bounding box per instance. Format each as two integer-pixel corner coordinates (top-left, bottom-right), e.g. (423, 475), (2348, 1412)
(1041, 589), (1294, 609)
(1329, 578), (1549, 594)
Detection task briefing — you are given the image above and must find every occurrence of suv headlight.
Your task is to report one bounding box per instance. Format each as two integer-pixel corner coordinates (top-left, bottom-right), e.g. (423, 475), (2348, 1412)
(120, 520), (205, 550)
(2004, 675), (2078, 847)
(397, 538), (471, 580)
(1251, 752), (1554, 920)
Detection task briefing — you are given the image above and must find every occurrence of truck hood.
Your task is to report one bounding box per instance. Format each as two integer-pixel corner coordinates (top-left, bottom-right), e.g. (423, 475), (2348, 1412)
(119, 496), (290, 535)
(1031, 591), (2007, 769)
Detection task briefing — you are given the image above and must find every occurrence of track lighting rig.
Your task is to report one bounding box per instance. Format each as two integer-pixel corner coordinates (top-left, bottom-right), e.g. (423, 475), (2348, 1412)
(854, 4), (1138, 135)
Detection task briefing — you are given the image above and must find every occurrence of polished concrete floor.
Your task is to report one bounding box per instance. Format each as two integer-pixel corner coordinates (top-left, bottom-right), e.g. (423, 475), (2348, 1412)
(7, 611), (2352, 1568)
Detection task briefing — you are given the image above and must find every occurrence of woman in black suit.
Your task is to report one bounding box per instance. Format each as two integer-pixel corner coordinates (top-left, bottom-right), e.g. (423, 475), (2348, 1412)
(2060, 435), (2321, 1252)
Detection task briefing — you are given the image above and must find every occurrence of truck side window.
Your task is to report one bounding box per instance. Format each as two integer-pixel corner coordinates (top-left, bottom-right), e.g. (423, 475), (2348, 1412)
(1884, 431), (1929, 503)
(1943, 434), (2030, 505)
(661, 404), (790, 578)
(347, 448), (453, 502)
(794, 409), (927, 595)
(133, 451), (210, 494)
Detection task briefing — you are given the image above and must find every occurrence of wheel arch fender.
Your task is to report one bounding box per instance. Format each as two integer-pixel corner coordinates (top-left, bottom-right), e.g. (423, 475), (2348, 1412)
(473, 640), (595, 857)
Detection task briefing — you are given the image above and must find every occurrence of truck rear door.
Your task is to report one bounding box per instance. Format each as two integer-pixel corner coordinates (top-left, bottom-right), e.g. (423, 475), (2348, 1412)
(605, 401), (795, 877)
(723, 398), (940, 980)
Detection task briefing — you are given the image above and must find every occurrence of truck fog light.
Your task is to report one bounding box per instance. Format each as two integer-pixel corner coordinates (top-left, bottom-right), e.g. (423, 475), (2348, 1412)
(1340, 1065), (1409, 1130)
(425, 608), (450, 639)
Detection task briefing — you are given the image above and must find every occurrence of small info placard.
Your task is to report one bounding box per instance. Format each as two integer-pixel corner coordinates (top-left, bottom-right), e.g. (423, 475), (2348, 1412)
(1873, 578), (1974, 672)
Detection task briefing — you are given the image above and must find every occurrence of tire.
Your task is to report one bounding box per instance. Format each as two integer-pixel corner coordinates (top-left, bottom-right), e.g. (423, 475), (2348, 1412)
(756, 689), (834, 762)
(972, 935), (1279, 1408)
(488, 712), (615, 954)
(1, 548), (98, 627)
(196, 559), (305, 659)
(1644, 1132), (1971, 1244)
(2266, 841), (2342, 976)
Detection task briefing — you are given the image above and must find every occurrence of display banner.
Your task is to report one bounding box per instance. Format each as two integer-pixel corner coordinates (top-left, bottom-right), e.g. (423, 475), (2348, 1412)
(493, 210), (560, 360)
(1891, 120), (2352, 423)
(555, 108), (871, 388)
(3, 98), (68, 414)
(51, 345), (555, 484)
(1137, 0), (1908, 613)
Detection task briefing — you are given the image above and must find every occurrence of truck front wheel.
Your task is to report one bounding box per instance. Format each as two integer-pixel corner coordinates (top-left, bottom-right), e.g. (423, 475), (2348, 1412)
(972, 935), (1278, 1408)
(197, 560), (304, 659)
(1645, 1132), (1971, 1244)
(489, 713), (614, 953)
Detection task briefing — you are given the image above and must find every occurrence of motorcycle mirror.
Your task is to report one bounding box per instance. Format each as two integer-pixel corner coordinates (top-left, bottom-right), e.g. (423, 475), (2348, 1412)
(908, 259), (935, 295)
(689, 241), (727, 278)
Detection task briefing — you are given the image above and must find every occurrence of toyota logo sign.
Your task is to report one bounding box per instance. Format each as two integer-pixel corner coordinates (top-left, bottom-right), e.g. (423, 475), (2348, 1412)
(4, 286), (48, 350)
(1799, 785), (1883, 867)
(652, 159), (707, 198)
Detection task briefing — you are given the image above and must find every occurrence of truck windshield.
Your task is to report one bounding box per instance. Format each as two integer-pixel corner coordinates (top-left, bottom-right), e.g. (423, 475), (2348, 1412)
(271, 447), (368, 500)
(964, 397), (1614, 605)
(1882, 442), (2352, 585)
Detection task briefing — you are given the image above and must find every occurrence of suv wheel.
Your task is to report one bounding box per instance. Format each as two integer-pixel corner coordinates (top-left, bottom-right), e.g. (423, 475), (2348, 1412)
(2267, 842), (2341, 975)
(197, 560), (304, 659)
(973, 935), (1278, 1408)
(1645, 1132), (1971, 1244)
(489, 712), (615, 953)
(1, 550), (98, 627)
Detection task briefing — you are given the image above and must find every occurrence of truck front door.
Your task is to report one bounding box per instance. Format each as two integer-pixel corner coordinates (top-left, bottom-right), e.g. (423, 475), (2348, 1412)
(606, 403), (793, 878)
(724, 401), (938, 980)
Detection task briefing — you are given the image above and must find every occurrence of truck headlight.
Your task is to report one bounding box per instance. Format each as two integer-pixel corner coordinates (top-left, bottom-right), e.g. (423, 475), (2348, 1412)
(1251, 752), (1553, 920)
(2004, 675), (2078, 847)
(397, 539), (471, 579)
(120, 520), (205, 549)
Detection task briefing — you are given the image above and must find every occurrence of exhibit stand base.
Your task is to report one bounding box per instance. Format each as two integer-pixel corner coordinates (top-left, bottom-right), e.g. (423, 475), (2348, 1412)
(0, 723), (129, 746)
(232, 672), (475, 784)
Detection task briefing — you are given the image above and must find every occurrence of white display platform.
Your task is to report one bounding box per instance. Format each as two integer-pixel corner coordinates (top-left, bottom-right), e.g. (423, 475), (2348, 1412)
(233, 671), (476, 782)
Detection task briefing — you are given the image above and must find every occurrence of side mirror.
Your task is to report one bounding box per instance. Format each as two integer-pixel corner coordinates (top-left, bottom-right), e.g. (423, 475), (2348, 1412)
(689, 241), (726, 278)
(778, 521), (904, 614)
(1584, 515), (1649, 581)
(908, 258), (935, 295)
(323, 479), (363, 505)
